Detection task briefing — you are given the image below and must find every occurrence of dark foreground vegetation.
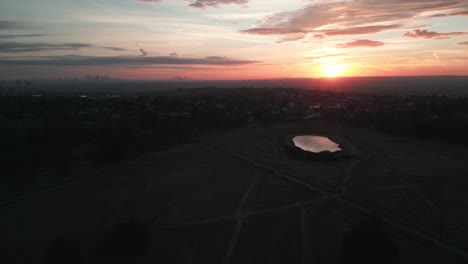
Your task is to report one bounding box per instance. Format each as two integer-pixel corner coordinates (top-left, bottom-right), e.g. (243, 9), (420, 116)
(41, 215), (397, 264)
(1, 86), (468, 194)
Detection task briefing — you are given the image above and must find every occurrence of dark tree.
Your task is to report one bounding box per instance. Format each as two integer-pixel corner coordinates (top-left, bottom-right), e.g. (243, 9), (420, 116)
(342, 214), (398, 264)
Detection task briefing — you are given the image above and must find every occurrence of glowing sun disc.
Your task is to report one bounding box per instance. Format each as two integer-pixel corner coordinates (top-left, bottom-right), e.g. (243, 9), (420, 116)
(322, 63), (345, 77)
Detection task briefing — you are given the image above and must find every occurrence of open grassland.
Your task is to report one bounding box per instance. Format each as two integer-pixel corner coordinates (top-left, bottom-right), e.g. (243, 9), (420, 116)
(204, 121), (468, 249)
(1, 121), (468, 263)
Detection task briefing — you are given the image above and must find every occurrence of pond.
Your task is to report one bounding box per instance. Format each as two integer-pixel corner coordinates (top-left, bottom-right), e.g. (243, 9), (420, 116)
(292, 135), (342, 153)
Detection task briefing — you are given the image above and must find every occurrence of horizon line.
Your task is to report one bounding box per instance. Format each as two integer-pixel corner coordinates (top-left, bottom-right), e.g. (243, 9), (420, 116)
(2, 75), (468, 82)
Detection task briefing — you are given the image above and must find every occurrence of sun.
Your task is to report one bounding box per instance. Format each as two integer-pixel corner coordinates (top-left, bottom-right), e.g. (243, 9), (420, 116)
(322, 63), (345, 77)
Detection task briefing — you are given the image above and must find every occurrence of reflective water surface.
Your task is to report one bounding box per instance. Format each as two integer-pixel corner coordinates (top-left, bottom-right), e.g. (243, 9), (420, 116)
(292, 136), (342, 153)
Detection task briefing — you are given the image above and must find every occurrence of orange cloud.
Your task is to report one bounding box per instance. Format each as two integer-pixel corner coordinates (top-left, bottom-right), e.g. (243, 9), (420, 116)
(404, 29), (468, 39)
(429, 10), (468, 17)
(323, 25), (401, 36)
(240, 0), (468, 42)
(337, 39), (384, 48)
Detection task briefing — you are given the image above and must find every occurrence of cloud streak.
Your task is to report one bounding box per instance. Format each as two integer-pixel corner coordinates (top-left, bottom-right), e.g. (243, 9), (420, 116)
(323, 25), (401, 36)
(429, 10), (468, 17)
(0, 42), (126, 53)
(102, 46), (127, 51)
(0, 34), (45, 39)
(0, 21), (35, 30)
(404, 29), (468, 39)
(241, 28), (305, 35)
(304, 54), (347, 60)
(337, 39), (384, 48)
(137, 0), (249, 8)
(0, 42), (92, 52)
(432, 52), (441, 63)
(188, 0), (249, 8)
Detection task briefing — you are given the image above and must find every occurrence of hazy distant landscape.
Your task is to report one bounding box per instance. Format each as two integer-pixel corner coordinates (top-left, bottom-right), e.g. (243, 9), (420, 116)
(3, 76), (468, 96)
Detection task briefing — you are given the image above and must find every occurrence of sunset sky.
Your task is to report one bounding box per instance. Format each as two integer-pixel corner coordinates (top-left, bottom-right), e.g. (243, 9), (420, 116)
(0, 0), (467, 79)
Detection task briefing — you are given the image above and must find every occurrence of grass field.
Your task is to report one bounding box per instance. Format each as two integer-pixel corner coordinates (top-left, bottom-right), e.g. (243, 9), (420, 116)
(205, 121), (468, 250)
(1, 120), (468, 263)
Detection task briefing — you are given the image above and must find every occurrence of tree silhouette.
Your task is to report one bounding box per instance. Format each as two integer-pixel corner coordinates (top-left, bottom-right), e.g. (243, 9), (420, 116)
(342, 214), (398, 264)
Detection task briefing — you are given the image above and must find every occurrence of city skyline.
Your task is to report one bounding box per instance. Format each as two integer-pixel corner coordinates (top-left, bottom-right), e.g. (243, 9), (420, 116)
(1, 0), (467, 79)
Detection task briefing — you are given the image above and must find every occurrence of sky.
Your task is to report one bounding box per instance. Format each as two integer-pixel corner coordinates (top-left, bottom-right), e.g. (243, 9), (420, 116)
(0, 0), (467, 80)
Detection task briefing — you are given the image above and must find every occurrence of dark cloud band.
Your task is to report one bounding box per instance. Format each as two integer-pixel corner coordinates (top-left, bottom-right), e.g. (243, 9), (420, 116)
(0, 42), (127, 53)
(0, 34), (45, 39)
(0, 55), (261, 66)
(0, 42), (92, 52)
